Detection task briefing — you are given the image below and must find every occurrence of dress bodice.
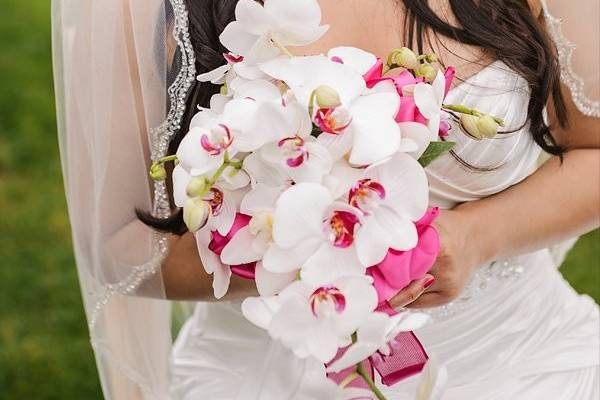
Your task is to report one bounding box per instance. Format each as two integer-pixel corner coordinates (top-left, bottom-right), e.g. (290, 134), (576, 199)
(427, 61), (541, 209)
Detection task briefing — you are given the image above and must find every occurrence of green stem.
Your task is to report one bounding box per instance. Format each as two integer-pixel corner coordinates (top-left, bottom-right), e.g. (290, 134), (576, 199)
(357, 362), (388, 400)
(339, 372), (360, 389)
(207, 151), (243, 186)
(155, 154), (179, 165)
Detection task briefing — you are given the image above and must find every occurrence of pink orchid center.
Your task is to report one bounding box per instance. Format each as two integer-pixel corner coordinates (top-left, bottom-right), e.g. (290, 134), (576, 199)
(277, 135), (308, 168)
(326, 210), (360, 248)
(309, 286), (346, 318)
(204, 188), (224, 217)
(200, 124), (233, 156)
(349, 179), (386, 214)
(314, 107), (352, 135)
(223, 52), (244, 64)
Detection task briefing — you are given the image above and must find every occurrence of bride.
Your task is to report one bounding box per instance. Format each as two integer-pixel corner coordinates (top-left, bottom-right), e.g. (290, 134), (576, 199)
(52, 0), (599, 399)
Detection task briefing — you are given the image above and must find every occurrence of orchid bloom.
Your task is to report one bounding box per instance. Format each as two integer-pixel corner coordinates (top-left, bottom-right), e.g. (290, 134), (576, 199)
(327, 312), (431, 373)
(197, 52), (244, 85)
(257, 101), (334, 184)
(263, 182), (367, 286)
(242, 275), (378, 363)
(352, 152), (430, 266)
(261, 54), (403, 166)
(173, 164), (247, 235)
(220, 184), (297, 296)
(219, 0), (329, 64)
(414, 70), (447, 141)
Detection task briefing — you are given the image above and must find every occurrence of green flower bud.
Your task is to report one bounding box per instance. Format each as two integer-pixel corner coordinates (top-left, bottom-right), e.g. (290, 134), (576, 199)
(186, 176), (210, 198)
(149, 163), (167, 181)
(477, 115), (499, 139)
(183, 197), (209, 232)
(415, 63), (437, 82)
(220, 83), (228, 96)
(314, 85), (342, 109)
(460, 114), (483, 140)
(394, 47), (419, 70)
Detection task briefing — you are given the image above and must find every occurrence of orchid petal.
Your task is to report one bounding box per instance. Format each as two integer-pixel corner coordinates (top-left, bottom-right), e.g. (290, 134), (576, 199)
(172, 165), (191, 208)
(327, 46), (378, 75)
(301, 244), (365, 286)
(272, 183), (333, 248)
(255, 262), (297, 297)
(221, 226), (263, 265)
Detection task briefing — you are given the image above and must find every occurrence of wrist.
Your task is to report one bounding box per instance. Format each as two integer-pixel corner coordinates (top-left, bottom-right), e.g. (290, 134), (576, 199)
(451, 203), (498, 268)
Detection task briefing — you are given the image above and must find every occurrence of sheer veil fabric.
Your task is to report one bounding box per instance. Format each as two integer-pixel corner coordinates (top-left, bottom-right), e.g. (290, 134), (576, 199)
(52, 0), (196, 398)
(52, 1), (598, 400)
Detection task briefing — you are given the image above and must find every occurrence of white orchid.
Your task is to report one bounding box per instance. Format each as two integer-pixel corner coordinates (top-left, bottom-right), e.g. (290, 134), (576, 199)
(327, 311), (431, 373)
(352, 152), (430, 266)
(172, 164), (247, 234)
(242, 275), (378, 363)
(219, 0), (329, 64)
(220, 184), (296, 296)
(261, 55), (403, 166)
(264, 182), (366, 286)
(414, 70), (447, 141)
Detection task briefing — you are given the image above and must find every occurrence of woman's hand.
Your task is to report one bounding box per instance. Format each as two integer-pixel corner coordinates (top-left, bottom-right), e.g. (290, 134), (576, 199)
(389, 208), (485, 309)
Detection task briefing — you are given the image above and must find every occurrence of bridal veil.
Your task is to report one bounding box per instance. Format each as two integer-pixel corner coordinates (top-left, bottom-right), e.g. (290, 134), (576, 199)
(51, 1), (598, 399)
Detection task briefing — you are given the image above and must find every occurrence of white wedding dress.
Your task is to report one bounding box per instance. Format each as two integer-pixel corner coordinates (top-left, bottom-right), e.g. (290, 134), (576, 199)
(52, 1), (599, 399)
(170, 61), (600, 399)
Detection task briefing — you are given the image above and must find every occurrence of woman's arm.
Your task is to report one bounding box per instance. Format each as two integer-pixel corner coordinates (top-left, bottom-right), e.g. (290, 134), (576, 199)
(391, 87), (600, 309)
(159, 233), (257, 301)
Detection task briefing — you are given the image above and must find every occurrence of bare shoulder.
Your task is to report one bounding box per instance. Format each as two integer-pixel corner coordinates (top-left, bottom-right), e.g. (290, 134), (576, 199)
(527, 0), (544, 19)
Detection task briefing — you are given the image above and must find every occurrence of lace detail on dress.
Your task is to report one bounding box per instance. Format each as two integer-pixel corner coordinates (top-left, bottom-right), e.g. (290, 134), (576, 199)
(543, 3), (600, 118)
(88, 0), (196, 329)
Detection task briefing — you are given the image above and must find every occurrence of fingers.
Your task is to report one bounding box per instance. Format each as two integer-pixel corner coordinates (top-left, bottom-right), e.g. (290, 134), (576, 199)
(388, 274), (436, 310)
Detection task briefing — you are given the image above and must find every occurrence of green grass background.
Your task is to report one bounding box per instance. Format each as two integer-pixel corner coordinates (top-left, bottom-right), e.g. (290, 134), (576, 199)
(0, 1), (598, 399)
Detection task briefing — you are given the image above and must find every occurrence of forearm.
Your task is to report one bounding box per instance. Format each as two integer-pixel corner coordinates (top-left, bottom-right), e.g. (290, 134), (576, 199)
(457, 149), (600, 265)
(160, 233), (257, 301)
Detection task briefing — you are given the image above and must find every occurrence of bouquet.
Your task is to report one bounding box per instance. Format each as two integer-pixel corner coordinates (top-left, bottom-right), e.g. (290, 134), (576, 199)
(149, 1), (503, 398)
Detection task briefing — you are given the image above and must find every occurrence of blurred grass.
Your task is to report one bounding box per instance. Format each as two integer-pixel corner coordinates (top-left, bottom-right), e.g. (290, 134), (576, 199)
(0, 1), (597, 399)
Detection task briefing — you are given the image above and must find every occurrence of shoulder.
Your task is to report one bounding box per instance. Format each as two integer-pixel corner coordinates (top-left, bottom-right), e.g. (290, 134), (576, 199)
(527, 0), (544, 19)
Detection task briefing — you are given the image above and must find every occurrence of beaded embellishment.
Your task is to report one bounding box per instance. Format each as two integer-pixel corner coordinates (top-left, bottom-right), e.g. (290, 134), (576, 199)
(543, 2), (600, 118)
(88, 0), (197, 329)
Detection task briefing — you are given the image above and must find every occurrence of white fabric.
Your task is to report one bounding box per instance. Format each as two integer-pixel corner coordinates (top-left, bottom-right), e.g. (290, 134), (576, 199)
(52, 1), (187, 398)
(171, 62), (600, 399)
(543, 0), (600, 117)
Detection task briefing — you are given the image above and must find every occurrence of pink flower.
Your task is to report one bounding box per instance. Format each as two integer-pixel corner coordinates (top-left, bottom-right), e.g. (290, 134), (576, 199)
(208, 212), (258, 280)
(367, 208), (441, 303)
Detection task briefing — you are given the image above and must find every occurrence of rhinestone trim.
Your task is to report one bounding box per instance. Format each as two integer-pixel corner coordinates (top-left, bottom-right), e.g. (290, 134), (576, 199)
(88, 0), (197, 329)
(543, 3), (600, 118)
(424, 259), (525, 319)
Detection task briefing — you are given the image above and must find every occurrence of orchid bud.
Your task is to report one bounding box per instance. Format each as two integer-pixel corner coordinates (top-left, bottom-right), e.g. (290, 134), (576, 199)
(476, 115), (499, 139)
(314, 85), (342, 109)
(415, 63), (437, 82)
(186, 176), (210, 198)
(394, 47), (419, 69)
(460, 114), (483, 140)
(183, 197), (209, 232)
(149, 163), (167, 181)
(220, 83), (228, 96)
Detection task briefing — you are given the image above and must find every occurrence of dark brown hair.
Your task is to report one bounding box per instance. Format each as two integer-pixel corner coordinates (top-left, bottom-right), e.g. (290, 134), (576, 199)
(138, 0), (567, 234)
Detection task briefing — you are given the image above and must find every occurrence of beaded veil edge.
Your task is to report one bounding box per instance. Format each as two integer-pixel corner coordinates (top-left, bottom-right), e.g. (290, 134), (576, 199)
(88, 0), (196, 329)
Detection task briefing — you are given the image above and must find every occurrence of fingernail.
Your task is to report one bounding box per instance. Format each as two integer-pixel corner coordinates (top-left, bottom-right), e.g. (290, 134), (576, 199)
(424, 277), (436, 289)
